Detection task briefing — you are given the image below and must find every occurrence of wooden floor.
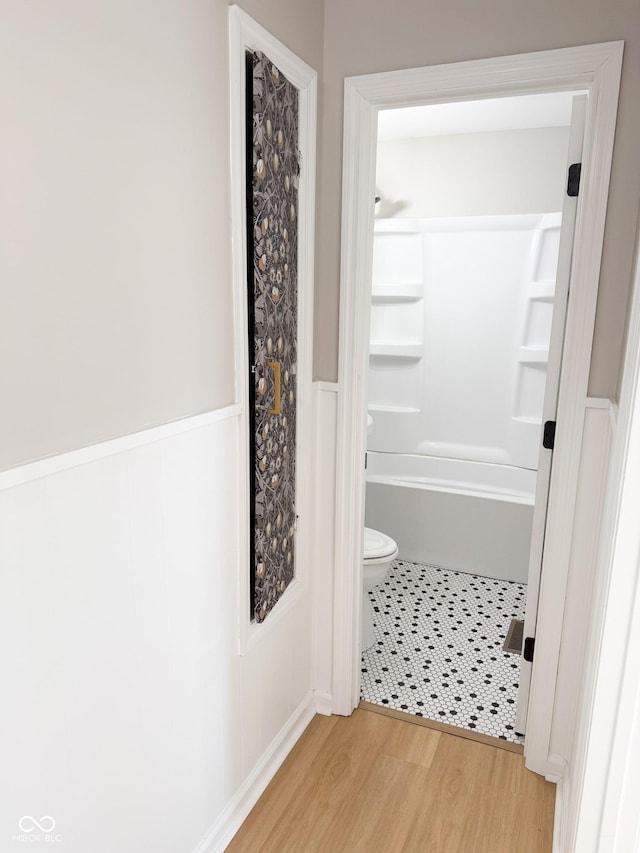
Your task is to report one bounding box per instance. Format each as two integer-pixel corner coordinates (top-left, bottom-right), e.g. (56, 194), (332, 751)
(227, 709), (555, 853)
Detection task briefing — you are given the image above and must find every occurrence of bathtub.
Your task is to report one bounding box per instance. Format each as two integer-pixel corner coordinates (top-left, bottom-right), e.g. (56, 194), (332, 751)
(364, 452), (535, 583)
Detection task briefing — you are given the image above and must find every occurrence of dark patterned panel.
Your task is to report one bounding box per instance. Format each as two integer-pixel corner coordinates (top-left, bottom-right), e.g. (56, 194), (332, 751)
(249, 52), (299, 622)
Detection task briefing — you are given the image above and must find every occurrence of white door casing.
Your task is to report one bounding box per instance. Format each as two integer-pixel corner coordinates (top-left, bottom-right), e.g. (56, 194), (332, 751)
(229, 6), (317, 653)
(515, 94), (587, 736)
(333, 42), (623, 779)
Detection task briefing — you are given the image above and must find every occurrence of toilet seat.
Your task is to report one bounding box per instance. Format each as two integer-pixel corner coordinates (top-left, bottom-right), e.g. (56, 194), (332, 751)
(364, 527), (398, 561)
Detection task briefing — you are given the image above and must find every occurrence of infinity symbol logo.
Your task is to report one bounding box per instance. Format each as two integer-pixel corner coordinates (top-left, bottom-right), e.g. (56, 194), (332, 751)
(18, 816), (56, 833)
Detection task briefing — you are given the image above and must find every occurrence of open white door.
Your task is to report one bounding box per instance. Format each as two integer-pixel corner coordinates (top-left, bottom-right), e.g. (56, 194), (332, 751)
(515, 95), (587, 735)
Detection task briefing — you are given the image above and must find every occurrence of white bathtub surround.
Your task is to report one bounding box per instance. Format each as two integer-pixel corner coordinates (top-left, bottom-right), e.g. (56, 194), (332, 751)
(0, 408), (315, 853)
(369, 214), (562, 470)
(360, 560), (526, 743)
(365, 453), (534, 582)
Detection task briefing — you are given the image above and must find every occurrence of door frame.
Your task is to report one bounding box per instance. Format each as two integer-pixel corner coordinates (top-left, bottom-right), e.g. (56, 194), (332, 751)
(229, 6), (317, 653)
(333, 41), (623, 777)
(516, 96), (586, 736)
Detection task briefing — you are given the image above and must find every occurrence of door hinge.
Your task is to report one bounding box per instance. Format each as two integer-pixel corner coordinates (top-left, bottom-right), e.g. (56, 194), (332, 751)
(523, 636), (535, 663)
(567, 163), (581, 197)
(543, 420), (556, 450)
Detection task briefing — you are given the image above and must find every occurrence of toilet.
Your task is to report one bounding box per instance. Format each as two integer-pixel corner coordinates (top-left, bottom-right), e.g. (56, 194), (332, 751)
(362, 527), (399, 651)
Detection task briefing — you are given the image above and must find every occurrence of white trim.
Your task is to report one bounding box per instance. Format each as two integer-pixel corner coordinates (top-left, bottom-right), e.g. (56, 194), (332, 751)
(609, 401), (619, 430)
(242, 576), (307, 652)
(546, 402), (615, 784)
(587, 395), (618, 434)
(192, 693), (316, 853)
(332, 76), (379, 715)
(313, 691), (334, 716)
(547, 754), (568, 784)
(516, 96), (586, 736)
(339, 42), (622, 106)
(228, 7), (317, 655)
(553, 776), (566, 853)
(585, 397), (613, 410)
(313, 380), (340, 394)
(311, 383), (340, 710)
(525, 42), (623, 777)
(333, 40), (624, 782)
(0, 405), (241, 490)
(566, 216), (640, 852)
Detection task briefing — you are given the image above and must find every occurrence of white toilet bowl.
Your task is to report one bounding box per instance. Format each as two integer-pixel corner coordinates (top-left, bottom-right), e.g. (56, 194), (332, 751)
(362, 527), (399, 652)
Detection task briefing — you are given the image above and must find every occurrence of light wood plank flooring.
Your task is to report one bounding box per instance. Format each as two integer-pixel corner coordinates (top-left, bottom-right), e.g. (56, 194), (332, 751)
(227, 709), (555, 852)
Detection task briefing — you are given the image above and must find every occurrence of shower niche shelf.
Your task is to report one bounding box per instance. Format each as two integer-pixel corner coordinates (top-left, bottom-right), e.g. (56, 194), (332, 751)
(368, 404), (420, 413)
(371, 284), (424, 302)
(517, 346), (550, 364)
(513, 415), (543, 425)
(370, 343), (423, 358)
(528, 282), (555, 302)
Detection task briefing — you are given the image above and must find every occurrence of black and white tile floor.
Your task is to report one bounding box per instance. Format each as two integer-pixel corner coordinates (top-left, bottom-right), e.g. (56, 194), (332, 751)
(360, 560), (526, 744)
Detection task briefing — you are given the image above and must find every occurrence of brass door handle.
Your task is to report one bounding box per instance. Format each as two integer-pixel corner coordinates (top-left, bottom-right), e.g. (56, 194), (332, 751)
(266, 361), (281, 415)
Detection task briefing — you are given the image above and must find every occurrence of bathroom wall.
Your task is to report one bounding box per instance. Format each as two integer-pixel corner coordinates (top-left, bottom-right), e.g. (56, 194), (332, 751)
(376, 126), (569, 219)
(317, 0), (640, 397)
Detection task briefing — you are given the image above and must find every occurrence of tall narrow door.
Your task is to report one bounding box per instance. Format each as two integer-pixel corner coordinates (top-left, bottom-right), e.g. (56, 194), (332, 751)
(245, 51), (299, 623)
(515, 95), (587, 734)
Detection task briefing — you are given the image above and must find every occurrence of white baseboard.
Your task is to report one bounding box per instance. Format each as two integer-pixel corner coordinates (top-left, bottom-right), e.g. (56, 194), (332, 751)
(313, 691), (333, 716)
(313, 380), (339, 394)
(546, 753), (567, 783)
(193, 693), (316, 853)
(553, 776), (565, 853)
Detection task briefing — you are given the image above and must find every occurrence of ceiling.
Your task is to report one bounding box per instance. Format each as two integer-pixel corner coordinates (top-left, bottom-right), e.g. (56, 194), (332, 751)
(377, 92), (586, 141)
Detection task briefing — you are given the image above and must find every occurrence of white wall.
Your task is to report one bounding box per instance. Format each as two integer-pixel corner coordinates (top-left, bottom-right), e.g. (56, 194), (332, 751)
(0, 412), (315, 852)
(376, 127), (569, 218)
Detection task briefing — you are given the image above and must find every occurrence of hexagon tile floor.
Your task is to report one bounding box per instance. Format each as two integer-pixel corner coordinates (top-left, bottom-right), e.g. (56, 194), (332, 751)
(360, 559), (527, 744)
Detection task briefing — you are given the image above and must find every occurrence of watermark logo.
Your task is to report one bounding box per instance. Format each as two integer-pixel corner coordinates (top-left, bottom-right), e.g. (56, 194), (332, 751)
(18, 819), (55, 834)
(12, 816), (61, 844)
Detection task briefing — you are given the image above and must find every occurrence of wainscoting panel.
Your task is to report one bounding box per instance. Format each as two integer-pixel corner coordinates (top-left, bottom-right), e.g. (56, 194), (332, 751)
(549, 400), (615, 764)
(312, 382), (339, 712)
(0, 407), (314, 853)
(549, 399), (616, 848)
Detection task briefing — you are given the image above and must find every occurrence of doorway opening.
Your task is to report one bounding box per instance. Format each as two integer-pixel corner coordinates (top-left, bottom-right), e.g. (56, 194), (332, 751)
(332, 42), (623, 778)
(360, 92), (584, 746)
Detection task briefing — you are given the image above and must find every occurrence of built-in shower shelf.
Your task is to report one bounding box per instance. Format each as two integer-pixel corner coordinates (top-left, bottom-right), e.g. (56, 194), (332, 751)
(371, 284), (423, 302)
(513, 415), (542, 425)
(517, 346), (549, 364)
(370, 343), (424, 358)
(368, 404), (421, 413)
(528, 282), (556, 302)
